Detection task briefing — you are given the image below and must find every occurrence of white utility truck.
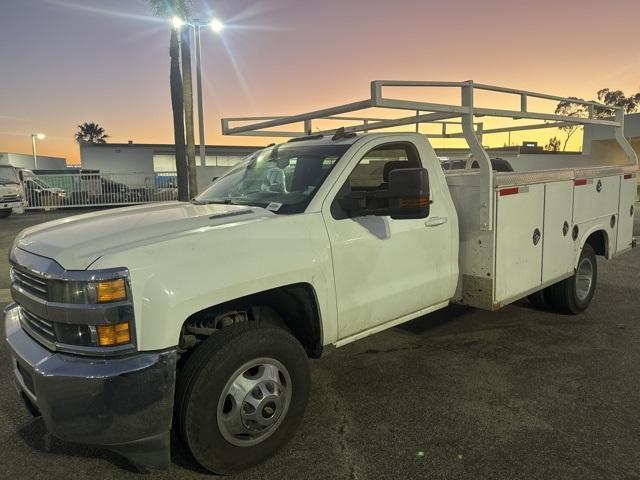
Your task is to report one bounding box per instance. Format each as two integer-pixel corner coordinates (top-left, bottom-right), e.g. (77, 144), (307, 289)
(4, 81), (638, 473)
(0, 164), (26, 218)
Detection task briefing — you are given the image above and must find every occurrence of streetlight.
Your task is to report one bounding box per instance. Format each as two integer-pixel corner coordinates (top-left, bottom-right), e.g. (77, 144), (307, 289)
(31, 133), (45, 170)
(172, 16), (224, 168)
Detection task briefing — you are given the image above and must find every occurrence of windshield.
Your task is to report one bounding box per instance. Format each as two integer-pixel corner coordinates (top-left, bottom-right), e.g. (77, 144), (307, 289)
(0, 166), (20, 185)
(194, 143), (349, 214)
(30, 177), (52, 189)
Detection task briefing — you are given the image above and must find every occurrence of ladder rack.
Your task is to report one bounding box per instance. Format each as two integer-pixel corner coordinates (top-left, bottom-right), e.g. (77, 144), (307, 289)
(221, 80), (637, 231)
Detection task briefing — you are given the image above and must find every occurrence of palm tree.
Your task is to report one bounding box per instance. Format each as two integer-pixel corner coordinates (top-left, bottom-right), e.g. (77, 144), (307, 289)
(75, 122), (109, 144)
(149, 0), (191, 201)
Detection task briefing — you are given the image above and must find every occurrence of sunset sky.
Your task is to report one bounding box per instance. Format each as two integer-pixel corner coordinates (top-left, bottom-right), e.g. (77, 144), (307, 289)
(1, 0), (640, 165)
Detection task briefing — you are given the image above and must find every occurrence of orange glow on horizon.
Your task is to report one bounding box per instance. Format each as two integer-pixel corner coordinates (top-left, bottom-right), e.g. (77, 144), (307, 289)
(1, 0), (638, 165)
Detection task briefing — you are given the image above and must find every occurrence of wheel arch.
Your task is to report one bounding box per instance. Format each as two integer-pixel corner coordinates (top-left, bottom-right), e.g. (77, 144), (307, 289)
(579, 226), (609, 259)
(180, 282), (324, 358)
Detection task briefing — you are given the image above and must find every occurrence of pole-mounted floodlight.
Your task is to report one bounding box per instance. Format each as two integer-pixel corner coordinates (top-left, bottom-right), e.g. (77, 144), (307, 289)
(209, 18), (224, 33)
(31, 133), (45, 169)
(172, 16), (185, 29)
(169, 16), (225, 168)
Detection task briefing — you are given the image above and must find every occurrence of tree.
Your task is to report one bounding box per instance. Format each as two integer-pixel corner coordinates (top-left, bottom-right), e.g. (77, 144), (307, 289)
(550, 86), (640, 153)
(596, 88), (640, 114)
(149, 0), (191, 201)
(75, 122), (109, 144)
(545, 136), (561, 152)
(554, 97), (587, 152)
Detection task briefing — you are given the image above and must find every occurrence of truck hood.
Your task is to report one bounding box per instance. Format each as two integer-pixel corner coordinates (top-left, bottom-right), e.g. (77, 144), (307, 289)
(15, 202), (274, 270)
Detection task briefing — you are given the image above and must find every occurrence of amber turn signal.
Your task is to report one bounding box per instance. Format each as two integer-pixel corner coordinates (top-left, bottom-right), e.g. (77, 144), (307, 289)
(96, 278), (127, 303)
(97, 322), (131, 347)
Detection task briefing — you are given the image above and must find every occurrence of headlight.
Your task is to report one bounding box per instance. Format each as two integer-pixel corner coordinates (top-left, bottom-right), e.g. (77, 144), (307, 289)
(55, 321), (131, 348)
(47, 276), (133, 351)
(49, 278), (128, 304)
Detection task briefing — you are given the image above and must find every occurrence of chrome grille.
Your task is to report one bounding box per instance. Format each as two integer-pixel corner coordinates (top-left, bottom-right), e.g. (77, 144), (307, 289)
(12, 268), (48, 300)
(2, 194), (19, 202)
(20, 307), (57, 345)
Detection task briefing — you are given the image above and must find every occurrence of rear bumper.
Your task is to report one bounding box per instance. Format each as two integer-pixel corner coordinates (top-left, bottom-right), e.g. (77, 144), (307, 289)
(3, 303), (177, 468)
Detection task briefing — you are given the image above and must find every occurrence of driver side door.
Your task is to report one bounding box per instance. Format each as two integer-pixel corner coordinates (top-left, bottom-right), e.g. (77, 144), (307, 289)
(323, 138), (453, 341)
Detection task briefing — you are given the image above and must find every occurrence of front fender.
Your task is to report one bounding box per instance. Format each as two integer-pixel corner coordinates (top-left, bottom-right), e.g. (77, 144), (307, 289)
(90, 213), (336, 351)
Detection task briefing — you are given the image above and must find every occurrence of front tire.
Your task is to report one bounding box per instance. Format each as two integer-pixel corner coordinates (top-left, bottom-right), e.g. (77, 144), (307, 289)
(549, 244), (597, 314)
(175, 322), (310, 474)
(0, 208), (12, 218)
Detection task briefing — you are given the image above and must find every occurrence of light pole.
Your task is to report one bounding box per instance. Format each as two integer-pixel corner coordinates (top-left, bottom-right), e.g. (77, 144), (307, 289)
(172, 16), (224, 169)
(31, 133), (45, 170)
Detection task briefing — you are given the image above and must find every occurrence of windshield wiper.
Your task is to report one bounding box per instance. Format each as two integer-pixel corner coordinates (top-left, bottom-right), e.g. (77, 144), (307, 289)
(194, 199), (241, 205)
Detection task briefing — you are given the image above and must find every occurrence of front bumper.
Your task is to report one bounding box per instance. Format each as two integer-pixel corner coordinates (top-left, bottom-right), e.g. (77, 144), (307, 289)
(1, 201), (25, 209)
(3, 303), (177, 468)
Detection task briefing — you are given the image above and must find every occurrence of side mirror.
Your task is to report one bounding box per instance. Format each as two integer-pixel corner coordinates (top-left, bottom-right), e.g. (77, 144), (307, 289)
(386, 168), (430, 219)
(336, 168), (430, 219)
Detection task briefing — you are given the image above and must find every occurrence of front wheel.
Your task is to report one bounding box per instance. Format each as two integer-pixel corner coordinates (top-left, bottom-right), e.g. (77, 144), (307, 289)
(0, 208), (12, 218)
(175, 322), (310, 474)
(549, 244), (597, 314)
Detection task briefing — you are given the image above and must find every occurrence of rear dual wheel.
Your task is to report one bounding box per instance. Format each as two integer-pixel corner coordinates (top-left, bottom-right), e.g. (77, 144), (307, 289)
(527, 287), (553, 310)
(528, 244), (597, 314)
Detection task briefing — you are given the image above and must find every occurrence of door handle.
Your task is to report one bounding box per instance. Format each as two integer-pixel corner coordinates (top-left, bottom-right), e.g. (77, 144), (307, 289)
(425, 216), (448, 227)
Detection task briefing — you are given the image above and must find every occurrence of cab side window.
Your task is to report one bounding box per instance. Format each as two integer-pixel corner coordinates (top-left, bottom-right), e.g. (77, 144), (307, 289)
(331, 142), (422, 219)
(347, 142), (421, 191)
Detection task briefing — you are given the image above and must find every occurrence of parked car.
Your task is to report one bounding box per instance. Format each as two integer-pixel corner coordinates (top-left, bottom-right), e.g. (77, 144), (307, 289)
(440, 156), (514, 172)
(21, 177), (66, 207)
(65, 175), (138, 205)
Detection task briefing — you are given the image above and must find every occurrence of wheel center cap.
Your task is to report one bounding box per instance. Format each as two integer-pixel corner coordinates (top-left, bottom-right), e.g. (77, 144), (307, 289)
(262, 401), (277, 419)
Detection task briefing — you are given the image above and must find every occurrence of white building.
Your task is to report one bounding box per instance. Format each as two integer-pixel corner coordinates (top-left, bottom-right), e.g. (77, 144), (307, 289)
(0, 152), (66, 170)
(80, 142), (262, 191)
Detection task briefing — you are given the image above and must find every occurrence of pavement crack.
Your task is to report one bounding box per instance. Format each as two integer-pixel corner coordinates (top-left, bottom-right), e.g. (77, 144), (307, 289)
(333, 397), (358, 478)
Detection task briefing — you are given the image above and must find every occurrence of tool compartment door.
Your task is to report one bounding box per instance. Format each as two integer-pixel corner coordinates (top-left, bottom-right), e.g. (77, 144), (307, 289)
(616, 174), (637, 253)
(542, 181), (575, 283)
(573, 175), (620, 224)
(494, 184), (545, 305)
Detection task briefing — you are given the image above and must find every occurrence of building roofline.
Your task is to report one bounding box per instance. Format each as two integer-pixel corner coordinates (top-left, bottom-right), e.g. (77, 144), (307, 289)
(0, 151), (67, 160)
(81, 143), (263, 150)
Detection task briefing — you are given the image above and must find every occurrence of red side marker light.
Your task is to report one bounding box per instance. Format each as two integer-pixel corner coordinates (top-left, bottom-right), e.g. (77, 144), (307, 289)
(499, 187), (519, 196)
(574, 179), (587, 186)
(624, 174), (633, 180)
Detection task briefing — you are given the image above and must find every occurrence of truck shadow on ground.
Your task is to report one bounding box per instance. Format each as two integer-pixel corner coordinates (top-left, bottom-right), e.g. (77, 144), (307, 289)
(16, 414), (211, 475)
(16, 417), (143, 473)
(394, 304), (475, 335)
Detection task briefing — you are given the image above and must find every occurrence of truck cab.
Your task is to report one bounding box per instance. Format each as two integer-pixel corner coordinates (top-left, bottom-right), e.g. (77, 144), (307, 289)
(0, 164), (26, 218)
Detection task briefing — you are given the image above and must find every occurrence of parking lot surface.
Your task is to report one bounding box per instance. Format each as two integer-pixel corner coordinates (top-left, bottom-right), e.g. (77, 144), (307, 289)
(1, 209), (639, 479)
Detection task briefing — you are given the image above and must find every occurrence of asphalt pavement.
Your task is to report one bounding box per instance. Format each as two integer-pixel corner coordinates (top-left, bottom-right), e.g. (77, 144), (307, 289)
(0, 209), (639, 480)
